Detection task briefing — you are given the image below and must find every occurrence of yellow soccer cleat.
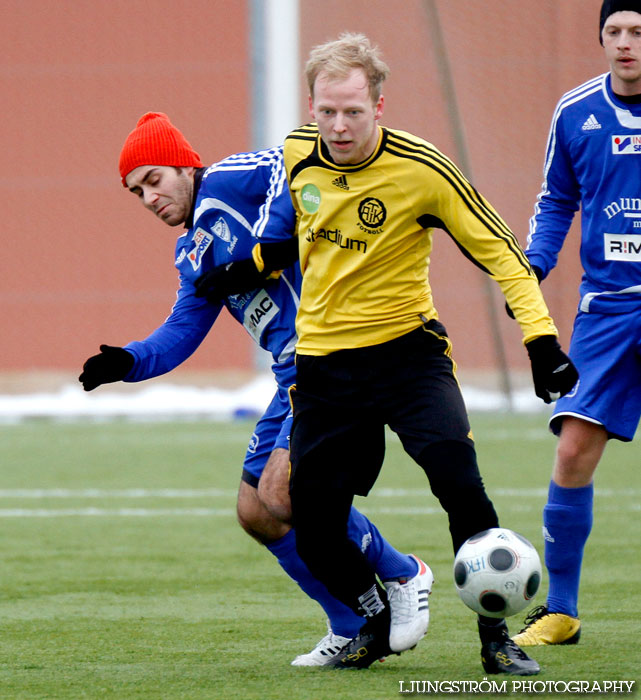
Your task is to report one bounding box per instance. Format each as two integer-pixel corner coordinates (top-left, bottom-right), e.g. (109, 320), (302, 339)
(512, 605), (581, 646)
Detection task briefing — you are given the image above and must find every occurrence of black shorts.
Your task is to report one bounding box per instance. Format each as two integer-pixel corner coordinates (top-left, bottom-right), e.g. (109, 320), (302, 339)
(289, 320), (473, 496)
(241, 469), (260, 488)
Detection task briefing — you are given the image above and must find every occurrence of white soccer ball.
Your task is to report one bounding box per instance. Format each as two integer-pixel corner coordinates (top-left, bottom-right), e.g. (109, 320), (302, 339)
(453, 527), (542, 618)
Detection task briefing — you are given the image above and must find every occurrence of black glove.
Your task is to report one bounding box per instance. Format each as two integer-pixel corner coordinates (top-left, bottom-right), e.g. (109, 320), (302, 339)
(259, 237), (299, 271)
(194, 258), (267, 303)
(525, 335), (578, 404)
(79, 345), (135, 392)
(505, 266), (544, 319)
(194, 239), (299, 304)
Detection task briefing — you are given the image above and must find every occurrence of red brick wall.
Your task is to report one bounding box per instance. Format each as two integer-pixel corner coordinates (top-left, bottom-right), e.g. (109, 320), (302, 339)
(2, 0), (604, 374)
(3, 0), (252, 372)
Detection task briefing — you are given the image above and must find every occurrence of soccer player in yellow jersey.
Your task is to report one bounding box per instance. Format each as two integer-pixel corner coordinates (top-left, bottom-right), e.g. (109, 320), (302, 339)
(195, 33), (578, 674)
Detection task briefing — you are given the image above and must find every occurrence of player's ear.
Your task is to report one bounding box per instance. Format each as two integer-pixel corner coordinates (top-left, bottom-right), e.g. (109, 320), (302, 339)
(374, 94), (384, 121)
(308, 94), (315, 119)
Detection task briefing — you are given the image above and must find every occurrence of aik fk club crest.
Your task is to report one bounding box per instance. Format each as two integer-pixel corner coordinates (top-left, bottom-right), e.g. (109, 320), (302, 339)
(357, 197), (387, 233)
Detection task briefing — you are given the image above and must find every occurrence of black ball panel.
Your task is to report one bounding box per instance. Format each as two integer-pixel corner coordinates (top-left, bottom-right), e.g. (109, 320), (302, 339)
(489, 547), (515, 571)
(454, 561), (467, 587)
(467, 529), (490, 544)
(526, 571), (541, 598)
(480, 592), (507, 613)
(514, 532), (534, 549)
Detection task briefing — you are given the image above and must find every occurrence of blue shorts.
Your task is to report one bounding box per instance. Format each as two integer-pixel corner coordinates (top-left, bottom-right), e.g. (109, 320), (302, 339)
(241, 384), (292, 488)
(550, 307), (641, 441)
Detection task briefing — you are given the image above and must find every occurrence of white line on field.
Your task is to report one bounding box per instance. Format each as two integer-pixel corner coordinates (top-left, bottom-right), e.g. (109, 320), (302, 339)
(0, 487), (638, 499)
(0, 508), (236, 517)
(0, 488), (237, 498)
(372, 487), (641, 498)
(0, 504), (637, 518)
(0, 506), (466, 517)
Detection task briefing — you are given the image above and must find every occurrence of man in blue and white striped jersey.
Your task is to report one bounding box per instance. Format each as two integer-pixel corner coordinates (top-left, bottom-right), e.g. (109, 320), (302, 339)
(513, 0), (641, 646)
(79, 112), (433, 666)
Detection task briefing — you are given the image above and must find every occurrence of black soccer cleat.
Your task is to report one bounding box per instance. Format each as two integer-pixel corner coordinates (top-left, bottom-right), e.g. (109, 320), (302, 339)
(481, 634), (541, 676)
(327, 613), (392, 669)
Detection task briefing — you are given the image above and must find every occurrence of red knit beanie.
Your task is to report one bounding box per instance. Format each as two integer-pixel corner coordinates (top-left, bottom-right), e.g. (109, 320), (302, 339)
(119, 112), (203, 187)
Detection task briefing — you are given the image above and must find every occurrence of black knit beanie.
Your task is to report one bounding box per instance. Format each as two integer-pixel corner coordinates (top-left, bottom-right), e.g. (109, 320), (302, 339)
(600, 0), (641, 44)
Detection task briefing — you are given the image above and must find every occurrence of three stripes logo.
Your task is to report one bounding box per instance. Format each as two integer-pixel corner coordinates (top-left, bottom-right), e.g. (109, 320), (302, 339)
(581, 114), (601, 131)
(332, 174), (349, 190)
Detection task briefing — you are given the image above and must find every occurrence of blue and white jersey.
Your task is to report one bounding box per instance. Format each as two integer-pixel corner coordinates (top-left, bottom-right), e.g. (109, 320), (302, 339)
(527, 73), (641, 313)
(123, 147), (300, 389)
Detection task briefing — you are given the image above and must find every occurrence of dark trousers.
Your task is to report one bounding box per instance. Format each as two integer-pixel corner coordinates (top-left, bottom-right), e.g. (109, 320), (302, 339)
(289, 321), (499, 615)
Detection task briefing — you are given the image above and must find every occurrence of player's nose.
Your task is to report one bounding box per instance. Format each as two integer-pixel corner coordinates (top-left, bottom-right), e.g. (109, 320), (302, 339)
(333, 113), (347, 132)
(143, 189), (158, 207)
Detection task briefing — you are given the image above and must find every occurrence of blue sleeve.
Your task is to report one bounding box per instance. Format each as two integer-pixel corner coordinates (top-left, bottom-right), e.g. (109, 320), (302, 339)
(526, 109), (581, 279)
(123, 274), (222, 382)
(252, 148), (297, 243)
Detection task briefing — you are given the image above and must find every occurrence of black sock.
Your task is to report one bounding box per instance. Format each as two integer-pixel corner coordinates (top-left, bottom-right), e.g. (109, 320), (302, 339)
(477, 615), (508, 643)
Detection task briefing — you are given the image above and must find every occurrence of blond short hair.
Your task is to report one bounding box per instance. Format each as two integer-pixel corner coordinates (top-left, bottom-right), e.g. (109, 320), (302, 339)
(305, 32), (390, 103)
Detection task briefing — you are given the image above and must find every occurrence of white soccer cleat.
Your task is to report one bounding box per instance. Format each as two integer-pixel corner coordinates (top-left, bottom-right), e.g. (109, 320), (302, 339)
(384, 554), (434, 653)
(291, 620), (352, 666)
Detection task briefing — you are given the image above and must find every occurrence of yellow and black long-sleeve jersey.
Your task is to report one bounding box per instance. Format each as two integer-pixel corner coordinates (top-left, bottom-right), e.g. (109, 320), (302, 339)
(283, 123), (557, 356)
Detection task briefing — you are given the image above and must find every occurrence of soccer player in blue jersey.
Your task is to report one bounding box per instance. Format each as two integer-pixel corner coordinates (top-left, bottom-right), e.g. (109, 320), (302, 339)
(511, 1), (641, 646)
(78, 112), (433, 666)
